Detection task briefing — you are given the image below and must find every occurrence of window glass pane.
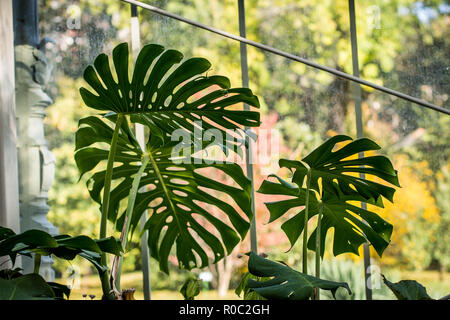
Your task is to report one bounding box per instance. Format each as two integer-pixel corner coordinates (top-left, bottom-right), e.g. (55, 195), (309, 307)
(35, 0), (448, 299)
(356, 0), (449, 109)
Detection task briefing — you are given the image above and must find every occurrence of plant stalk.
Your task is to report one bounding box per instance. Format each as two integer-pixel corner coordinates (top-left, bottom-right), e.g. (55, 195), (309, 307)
(100, 113), (124, 300)
(112, 154), (150, 292)
(314, 200), (323, 300)
(302, 169), (311, 274)
(33, 254), (41, 274)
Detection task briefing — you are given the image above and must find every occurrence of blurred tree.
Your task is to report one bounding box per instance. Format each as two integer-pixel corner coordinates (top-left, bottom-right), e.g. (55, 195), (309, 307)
(245, 0), (448, 133)
(431, 164), (450, 275)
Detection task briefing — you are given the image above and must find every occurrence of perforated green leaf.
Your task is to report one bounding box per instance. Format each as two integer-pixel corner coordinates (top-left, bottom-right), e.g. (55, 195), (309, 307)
(75, 116), (253, 273)
(257, 134), (400, 259)
(283, 135), (400, 203)
(79, 42), (260, 151)
(258, 175), (393, 257)
(247, 253), (351, 300)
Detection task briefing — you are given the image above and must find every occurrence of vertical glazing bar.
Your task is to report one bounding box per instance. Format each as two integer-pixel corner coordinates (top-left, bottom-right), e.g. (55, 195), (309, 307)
(130, 3), (152, 300)
(238, 0), (257, 253)
(348, 0), (372, 300)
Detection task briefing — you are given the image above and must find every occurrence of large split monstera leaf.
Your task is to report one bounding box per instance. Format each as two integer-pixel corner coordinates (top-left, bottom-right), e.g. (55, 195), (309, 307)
(79, 42), (260, 150)
(258, 176), (393, 257)
(246, 253), (351, 300)
(75, 116), (252, 273)
(285, 135), (400, 203)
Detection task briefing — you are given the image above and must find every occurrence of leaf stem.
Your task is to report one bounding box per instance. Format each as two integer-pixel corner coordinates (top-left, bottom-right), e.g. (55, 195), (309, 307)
(314, 200), (323, 300)
(33, 254), (41, 274)
(99, 113), (124, 300)
(303, 169), (311, 274)
(112, 154), (150, 293)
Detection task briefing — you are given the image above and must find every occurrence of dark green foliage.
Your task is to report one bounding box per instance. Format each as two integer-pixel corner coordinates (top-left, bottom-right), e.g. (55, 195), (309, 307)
(281, 135), (400, 203)
(0, 226), (122, 275)
(79, 42), (260, 151)
(75, 43), (261, 274)
(246, 253), (351, 300)
(179, 278), (202, 300)
(0, 274), (58, 300)
(258, 135), (400, 257)
(382, 275), (433, 300)
(76, 115), (253, 273)
(235, 272), (267, 300)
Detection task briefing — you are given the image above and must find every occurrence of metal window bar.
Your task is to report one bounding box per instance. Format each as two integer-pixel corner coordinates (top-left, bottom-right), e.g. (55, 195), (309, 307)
(237, 0), (257, 254)
(130, 4), (152, 300)
(120, 0), (449, 115)
(348, 0), (372, 300)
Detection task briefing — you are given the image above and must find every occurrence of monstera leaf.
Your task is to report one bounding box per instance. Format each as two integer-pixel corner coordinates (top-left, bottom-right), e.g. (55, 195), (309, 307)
(180, 278), (202, 300)
(382, 276), (434, 300)
(235, 272), (267, 300)
(0, 226), (122, 274)
(258, 175), (393, 257)
(257, 136), (399, 258)
(0, 228), (56, 264)
(283, 135), (400, 203)
(0, 274), (57, 300)
(0, 274), (70, 300)
(75, 116), (253, 273)
(79, 42), (260, 150)
(246, 253), (351, 300)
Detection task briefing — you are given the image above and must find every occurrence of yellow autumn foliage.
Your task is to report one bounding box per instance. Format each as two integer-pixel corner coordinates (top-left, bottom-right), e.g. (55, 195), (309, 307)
(367, 155), (440, 270)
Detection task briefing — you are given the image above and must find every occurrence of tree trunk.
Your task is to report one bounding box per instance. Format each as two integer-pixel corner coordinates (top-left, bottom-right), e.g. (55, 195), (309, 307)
(216, 255), (235, 297)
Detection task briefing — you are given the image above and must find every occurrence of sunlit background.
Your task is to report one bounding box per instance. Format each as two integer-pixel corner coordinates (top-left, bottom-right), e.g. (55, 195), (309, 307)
(38, 0), (449, 299)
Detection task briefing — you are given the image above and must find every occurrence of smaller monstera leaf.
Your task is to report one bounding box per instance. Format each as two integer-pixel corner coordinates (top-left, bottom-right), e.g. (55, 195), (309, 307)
(79, 42), (260, 152)
(51, 235), (122, 275)
(282, 135), (400, 203)
(47, 282), (71, 299)
(257, 175), (393, 257)
(247, 253), (351, 300)
(382, 275), (433, 300)
(0, 274), (57, 300)
(0, 226), (122, 275)
(235, 272), (267, 300)
(0, 227), (15, 241)
(180, 278), (202, 300)
(0, 228), (57, 264)
(75, 115), (253, 274)
(47, 235), (123, 264)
